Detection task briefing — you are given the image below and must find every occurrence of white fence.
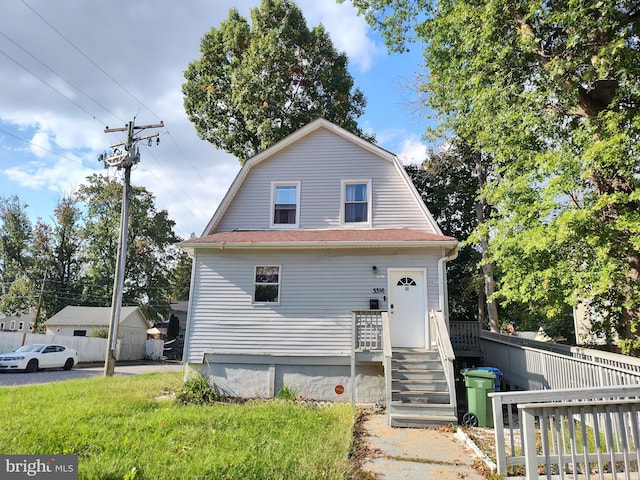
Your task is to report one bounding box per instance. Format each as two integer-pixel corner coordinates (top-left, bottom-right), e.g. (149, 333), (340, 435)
(490, 385), (640, 477)
(480, 331), (640, 390)
(0, 332), (165, 362)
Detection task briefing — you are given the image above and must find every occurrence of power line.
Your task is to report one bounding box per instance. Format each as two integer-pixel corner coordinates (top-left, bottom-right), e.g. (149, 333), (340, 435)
(20, 0), (163, 123)
(0, 127), (102, 170)
(0, 47), (107, 125)
(0, 29), (126, 125)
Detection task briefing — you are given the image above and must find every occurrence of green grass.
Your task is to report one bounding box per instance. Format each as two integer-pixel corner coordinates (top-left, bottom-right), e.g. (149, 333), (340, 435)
(0, 372), (357, 480)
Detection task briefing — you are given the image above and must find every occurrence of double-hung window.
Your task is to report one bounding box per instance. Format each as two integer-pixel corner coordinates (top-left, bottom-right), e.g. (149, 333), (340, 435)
(342, 180), (371, 225)
(254, 265), (280, 303)
(271, 182), (300, 228)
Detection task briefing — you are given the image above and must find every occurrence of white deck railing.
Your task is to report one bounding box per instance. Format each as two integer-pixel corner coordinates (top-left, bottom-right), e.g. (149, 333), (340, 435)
(353, 310), (383, 350)
(480, 331), (640, 391)
(431, 310), (457, 415)
(381, 312), (392, 425)
(449, 321), (482, 352)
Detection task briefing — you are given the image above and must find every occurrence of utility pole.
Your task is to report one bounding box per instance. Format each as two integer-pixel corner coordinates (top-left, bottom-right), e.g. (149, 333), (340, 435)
(101, 118), (163, 376)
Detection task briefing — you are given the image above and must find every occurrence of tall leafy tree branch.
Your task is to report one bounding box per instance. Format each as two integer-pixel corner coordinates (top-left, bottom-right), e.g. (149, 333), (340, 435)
(350, 0), (640, 353)
(183, 0), (371, 163)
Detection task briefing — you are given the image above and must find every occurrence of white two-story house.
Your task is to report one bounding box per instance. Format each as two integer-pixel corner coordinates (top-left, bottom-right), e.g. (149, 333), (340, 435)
(181, 118), (459, 426)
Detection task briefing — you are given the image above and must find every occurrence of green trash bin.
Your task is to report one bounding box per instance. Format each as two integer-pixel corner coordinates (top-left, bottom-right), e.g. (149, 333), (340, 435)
(461, 369), (496, 427)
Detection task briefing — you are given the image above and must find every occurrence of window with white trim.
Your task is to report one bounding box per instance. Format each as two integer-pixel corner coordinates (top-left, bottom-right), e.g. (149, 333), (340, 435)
(342, 180), (371, 224)
(254, 265), (280, 303)
(271, 182), (300, 228)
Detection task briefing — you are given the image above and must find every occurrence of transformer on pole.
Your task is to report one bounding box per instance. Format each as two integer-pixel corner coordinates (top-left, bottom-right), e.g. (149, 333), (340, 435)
(101, 119), (163, 376)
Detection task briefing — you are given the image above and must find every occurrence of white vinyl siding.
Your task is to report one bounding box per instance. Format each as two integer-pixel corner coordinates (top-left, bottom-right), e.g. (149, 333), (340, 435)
(185, 247), (442, 363)
(214, 129), (435, 232)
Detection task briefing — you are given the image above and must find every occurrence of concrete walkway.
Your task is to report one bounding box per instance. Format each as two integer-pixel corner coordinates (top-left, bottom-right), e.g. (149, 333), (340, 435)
(359, 414), (488, 479)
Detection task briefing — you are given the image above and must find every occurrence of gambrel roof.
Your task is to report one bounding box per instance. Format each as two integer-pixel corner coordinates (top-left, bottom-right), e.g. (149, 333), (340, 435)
(199, 118), (444, 238)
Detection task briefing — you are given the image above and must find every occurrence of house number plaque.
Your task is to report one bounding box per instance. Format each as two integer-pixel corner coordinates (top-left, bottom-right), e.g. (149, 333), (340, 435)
(372, 288), (385, 294)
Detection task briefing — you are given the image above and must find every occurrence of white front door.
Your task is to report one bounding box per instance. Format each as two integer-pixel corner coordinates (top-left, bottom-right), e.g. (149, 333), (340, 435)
(388, 269), (427, 348)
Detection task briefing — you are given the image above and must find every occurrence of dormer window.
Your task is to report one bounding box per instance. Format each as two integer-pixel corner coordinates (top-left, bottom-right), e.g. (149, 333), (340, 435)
(271, 182), (300, 228)
(342, 180), (371, 225)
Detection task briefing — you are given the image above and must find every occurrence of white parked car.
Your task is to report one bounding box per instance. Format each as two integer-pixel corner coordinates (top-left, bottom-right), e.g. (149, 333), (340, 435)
(0, 344), (78, 372)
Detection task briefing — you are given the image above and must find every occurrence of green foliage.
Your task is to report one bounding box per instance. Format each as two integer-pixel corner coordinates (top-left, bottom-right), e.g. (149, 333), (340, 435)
(353, 0), (640, 353)
(89, 328), (109, 339)
(169, 250), (192, 302)
(76, 173), (181, 309)
(406, 153), (482, 323)
(0, 373), (356, 479)
(277, 384), (299, 401)
(176, 374), (223, 405)
(183, 0), (371, 163)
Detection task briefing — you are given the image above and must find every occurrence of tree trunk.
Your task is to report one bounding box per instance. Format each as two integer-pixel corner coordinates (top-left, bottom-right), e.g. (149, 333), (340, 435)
(474, 156), (500, 333)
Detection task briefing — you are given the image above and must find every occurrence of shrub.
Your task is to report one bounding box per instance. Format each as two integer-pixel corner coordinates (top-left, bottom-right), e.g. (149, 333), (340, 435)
(175, 374), (222, 405)
(89, 328), (109, 338)
(277, 384), (299, 401)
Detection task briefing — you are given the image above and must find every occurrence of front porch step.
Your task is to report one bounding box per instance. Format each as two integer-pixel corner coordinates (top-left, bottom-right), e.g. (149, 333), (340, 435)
(388, 348), (457, 427)
(390, 413), (459, 428)
(392, 379), (448, 392)
(392, 369), (445, 381)
(392, 390), (450, 403)
(389, 401), (456, 417)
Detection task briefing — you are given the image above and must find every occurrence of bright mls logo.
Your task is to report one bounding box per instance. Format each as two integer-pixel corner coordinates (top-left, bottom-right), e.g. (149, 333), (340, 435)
(1, 455), (77, 479)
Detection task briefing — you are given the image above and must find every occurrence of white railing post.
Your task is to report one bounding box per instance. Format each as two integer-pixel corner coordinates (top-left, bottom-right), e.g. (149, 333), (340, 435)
(351, 311), (356, 405)
(381, 312), (392, 425)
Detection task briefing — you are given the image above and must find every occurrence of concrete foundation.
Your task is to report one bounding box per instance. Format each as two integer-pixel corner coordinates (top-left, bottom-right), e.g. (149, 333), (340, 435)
(196, 353), (385, 403)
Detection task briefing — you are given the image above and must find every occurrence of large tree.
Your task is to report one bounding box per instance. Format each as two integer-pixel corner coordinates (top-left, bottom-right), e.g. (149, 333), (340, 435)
(76, 174), (181, 314)
(350, 0), (640, 353)
(0, 195), (33, 315)
(183, 0), (371, 163)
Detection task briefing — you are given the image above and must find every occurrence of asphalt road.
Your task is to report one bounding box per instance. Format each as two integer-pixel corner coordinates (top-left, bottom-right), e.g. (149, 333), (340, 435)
(0, 362), (183, 387)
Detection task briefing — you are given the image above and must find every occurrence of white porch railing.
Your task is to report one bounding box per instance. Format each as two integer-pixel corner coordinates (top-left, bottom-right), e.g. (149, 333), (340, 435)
(382, 312), (392, 425)
(480, 330), (640, 391)
(431, 310), (457, 415)
(490, 385), (640, 477)
(521, 398), (640, 479)
(449, 321), (481, 353)
(353, 310), (383, 350)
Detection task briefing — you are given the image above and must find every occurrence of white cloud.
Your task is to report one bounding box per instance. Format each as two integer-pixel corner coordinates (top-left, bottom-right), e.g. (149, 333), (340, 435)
(299, 0), (383, 72)
(396, 136), (428, 166)
(4, 155), (94, 193)
(29, 130), (52, 158)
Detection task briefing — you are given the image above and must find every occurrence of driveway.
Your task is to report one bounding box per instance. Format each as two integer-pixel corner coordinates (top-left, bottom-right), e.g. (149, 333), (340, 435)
(0, 362), (183, 387)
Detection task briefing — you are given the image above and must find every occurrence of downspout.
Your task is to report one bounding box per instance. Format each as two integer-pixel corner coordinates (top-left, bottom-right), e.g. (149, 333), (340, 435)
(438, 245), (459, 329)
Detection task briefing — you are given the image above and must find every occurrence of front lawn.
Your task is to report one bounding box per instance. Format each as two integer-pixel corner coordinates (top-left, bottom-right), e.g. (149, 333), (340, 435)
(0, 372), (357, 479)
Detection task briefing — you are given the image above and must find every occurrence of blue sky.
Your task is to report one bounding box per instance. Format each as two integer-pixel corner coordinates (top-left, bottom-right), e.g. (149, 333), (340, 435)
(0, 0), (433, 238)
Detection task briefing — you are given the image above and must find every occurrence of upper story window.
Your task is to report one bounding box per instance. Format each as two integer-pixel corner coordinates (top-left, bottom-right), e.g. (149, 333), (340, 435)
(271, 182), (300, 228)
(342, 180), (371, 225)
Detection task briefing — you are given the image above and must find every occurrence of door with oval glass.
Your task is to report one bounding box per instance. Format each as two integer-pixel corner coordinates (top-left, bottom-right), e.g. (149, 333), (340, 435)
(388, 269), (427, 348)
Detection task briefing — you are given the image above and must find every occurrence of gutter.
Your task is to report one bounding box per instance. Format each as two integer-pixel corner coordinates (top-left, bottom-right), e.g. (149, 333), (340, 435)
(438, 245), (459, 325)
(179, 240), (458, 251)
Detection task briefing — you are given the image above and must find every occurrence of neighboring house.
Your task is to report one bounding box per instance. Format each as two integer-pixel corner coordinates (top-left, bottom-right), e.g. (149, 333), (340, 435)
(180, 119), (458, 415)
(44, 306), (152, 360)
(0, 311), (32, 332)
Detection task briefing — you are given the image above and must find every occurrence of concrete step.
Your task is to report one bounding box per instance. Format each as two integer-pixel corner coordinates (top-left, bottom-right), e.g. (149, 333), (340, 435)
(392, 390), (450, 403)
(392, 379), (448, 392)
(389, 401), (457, 417)
(392, 358), (442, 370)
(390, 413), (459, 428)
(391, 368), (446, 381)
